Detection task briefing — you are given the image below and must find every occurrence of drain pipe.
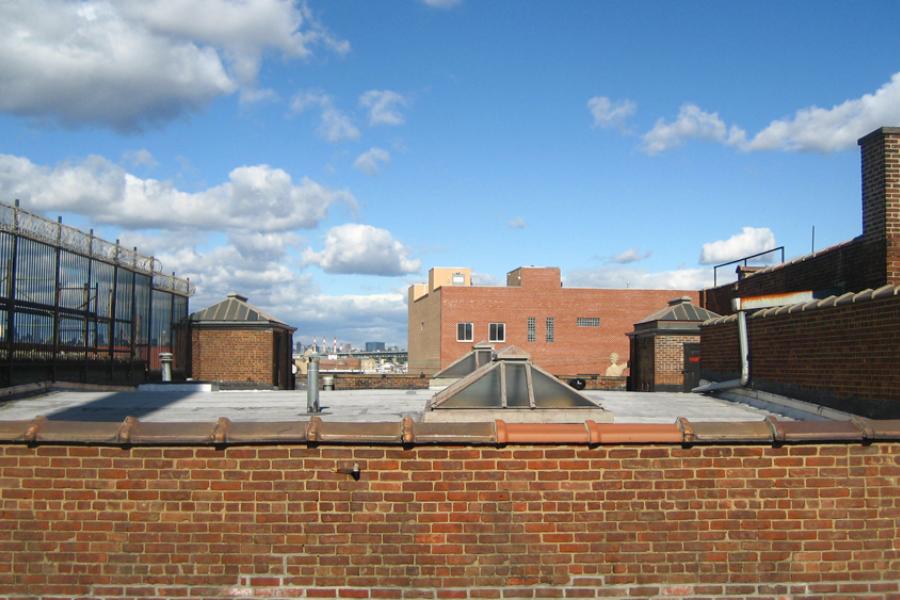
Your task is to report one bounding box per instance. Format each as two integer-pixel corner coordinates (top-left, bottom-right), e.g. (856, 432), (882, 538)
(736, 301), (750, 386)
(692, 297), (749, 393)
(307, 354), (321, 414)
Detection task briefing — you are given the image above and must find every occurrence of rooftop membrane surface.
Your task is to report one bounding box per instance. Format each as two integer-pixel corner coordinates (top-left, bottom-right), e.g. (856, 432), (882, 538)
(0, 388), (790, 423)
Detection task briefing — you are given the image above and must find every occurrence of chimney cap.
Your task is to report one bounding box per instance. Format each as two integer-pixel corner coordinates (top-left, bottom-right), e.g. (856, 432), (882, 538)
(857, 126), (900, 146)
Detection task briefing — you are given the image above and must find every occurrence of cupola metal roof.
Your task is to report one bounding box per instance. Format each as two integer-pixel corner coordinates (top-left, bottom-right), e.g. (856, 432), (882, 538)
(189, 293), (295, 330)
(637, 296), (719, 324)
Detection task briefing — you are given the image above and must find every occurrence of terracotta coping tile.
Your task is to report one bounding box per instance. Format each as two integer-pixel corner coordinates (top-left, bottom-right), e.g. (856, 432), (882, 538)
(0, 417), (897, 447)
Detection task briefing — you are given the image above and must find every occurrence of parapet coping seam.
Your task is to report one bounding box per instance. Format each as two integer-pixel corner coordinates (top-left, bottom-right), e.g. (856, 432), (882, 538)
(703, 284), (900, 326)
(0, 416), (897, 447)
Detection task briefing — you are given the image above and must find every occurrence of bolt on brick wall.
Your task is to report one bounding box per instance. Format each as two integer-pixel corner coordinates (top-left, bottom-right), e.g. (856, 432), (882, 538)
(0, 442), (897, 599)
(701, 293), (900, 418)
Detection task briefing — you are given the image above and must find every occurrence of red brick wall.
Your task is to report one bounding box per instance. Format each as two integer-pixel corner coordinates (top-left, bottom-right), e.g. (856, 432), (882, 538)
(507, 266), (562, 289)
(653, 334), (699, 389)
(191, 327), (274, 386)
(438, 287), (699, 376)
(408, 287), (442, 374)
(700, 319), (741, 382)
(701, 293), (900, 418)
(332, 373), (430, 390)
(1, 442), (898, 599)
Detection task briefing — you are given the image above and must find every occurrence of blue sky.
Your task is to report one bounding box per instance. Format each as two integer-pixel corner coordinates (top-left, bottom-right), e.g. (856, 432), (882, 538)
(1, 0), (899, 347)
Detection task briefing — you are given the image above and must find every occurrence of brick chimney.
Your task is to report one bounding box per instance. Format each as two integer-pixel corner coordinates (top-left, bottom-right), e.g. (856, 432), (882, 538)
(858, 127), (900, 284)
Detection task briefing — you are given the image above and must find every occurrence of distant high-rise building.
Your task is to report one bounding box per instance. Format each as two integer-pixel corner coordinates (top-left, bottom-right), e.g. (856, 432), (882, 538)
(365, 341), (386, 352)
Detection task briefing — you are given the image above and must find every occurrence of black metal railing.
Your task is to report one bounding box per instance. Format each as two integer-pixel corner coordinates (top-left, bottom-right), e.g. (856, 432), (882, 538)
(0, 200), (192, 386)
(712, 246), (785, 287)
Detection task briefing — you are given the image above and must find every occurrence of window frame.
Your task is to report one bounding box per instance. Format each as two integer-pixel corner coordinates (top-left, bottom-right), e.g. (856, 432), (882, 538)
(456, 322), (473, 342)
(488, 322), (506, 342)
(527, 317), (536, 342)
(545, 317), (555, 343)
(576, 317), (601, 328)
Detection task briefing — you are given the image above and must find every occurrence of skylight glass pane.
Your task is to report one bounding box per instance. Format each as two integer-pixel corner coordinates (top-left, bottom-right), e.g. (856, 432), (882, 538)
(438, 367), (501, 408)
(438, 353), (477, 378)
(530, 369), (597, 408)
(506, 363), (530, 407)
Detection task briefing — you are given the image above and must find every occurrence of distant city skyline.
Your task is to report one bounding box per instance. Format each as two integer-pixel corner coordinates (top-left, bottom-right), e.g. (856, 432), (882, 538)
(0, 1), (898, 345)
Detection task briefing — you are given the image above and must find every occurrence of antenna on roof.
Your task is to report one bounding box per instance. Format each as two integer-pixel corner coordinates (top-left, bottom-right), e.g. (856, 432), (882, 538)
(811, 225), (816, 254)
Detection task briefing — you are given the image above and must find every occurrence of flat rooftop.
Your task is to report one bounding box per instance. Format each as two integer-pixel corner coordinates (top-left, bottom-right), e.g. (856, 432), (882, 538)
(0, 388), (790, 423)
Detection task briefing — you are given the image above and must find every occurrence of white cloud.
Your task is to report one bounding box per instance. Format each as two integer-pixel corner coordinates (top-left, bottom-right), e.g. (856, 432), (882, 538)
(303, 224), (421, 276)
(699, 227), (777, 265)
(354, 147), (391, 175)
(643, 72), (900, 154)
(471, 272), (498, 286)
(567, 267), (713, 291)
(420, 0), (462, 8)
(745, 72), (900, 152)
(643, 104), (747, 155)
(508, 217), (527, 229)
(587, 96), (636, 128)
(122, 149), (158, 168)
(130, 231), (408, 346)
(359, 90), (408, 126)
(611, 248), (651, 264)
(0, 0), (347, 131)
(291, 90), (360, 142)
(0, 153), (354, 232)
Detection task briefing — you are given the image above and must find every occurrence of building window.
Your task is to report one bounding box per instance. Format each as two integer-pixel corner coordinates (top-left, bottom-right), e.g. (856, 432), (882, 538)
(576, 317), (600, 327)
(545, 317), (554, 342)
(489, 322), (505, 342)
(456, 322), (473, 342)
(452, 272), (465, 285)
(527, 317), (536, 342)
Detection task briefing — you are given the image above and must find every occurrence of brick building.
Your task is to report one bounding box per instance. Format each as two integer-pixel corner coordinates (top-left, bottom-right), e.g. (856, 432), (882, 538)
(698, 126), (900, 418)
(629, 296), (719, 392)
(408, 266), (699, 377)
(188, 293), (295, 389)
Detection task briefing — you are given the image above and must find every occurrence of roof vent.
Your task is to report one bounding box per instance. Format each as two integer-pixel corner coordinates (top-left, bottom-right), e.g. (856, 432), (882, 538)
(227, 292), (248, 302)
(668, 296), (692, 306)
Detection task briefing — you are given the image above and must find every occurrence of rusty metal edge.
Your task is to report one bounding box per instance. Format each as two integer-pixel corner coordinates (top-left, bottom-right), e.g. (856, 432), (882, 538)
(0, 417), (897, 447)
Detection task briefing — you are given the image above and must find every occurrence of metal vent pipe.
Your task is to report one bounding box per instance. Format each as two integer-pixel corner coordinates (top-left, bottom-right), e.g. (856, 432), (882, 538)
(307, 354), (321, 414)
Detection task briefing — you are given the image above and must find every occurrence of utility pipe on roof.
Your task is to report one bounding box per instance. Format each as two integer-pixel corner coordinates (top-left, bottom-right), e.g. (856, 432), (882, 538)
(691, 297), (750, 393)
(736, 305), (750, 386)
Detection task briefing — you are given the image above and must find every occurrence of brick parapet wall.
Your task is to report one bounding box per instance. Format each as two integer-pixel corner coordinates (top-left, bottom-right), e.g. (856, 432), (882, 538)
(701, 237), (887, 316)
(700, 292), (900, 418)
(555, 375), (627, 391)
(332, 373), (430, 390)
(191, 328), (274, 386)
(1, 441), (897, 599)
(699, 321), (740, 382)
